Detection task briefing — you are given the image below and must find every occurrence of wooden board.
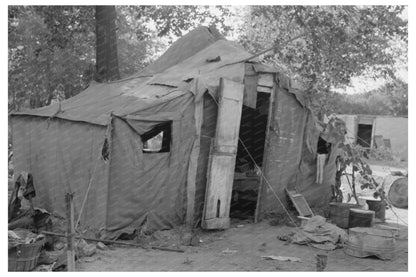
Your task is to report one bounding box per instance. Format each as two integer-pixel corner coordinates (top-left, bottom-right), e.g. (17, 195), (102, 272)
(202, 78), (244, 229)
(257, 73), (274, 88)
(204, 154), (236, 219)
(214, 80), (244, 150)
(185, 97), (204, 227)
(257, 85), (272, 94)
(358, 115), (375, 125)
(254, 82), (276, 223)
(243, 74), (258, 109)
(285, 189), (314, 217)
(252, 63), (279, 74)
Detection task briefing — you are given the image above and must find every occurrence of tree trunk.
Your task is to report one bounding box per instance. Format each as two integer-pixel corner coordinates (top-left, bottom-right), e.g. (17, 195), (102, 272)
(95, 6), (120, 82)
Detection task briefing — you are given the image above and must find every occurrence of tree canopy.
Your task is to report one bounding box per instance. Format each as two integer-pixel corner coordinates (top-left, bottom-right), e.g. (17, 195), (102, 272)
(238, 5), (407, 115)
(8, 6), (94, 110)
(8, 5), (407, 117)
(8, 5), (232, 112)
(325, 80), (407, 116)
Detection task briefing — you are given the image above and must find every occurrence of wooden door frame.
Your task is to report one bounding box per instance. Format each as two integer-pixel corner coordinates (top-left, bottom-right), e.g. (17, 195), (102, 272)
(254, 75), (277, 223)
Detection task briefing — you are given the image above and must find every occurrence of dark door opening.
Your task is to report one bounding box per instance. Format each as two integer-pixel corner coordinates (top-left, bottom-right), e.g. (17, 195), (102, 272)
(357, 124), (373, 148)
(230, 92), (270, 220)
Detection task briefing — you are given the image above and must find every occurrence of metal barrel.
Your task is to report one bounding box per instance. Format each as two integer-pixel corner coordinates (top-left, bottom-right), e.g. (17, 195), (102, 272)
(382, 175), (408, 209)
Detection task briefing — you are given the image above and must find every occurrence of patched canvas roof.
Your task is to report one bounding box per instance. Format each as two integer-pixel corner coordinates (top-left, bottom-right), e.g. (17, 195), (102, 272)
(141, 26), (224, 75)
(12, 26), (253, 125)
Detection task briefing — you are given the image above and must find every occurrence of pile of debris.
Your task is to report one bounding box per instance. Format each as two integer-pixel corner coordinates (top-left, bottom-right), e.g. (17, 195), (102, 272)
(8, 229), (46, 271)
(281, 186), (402, 262)
(8, 229), (45, 248)
(7, 171), (109, 271)
(278, 215), (347, 251)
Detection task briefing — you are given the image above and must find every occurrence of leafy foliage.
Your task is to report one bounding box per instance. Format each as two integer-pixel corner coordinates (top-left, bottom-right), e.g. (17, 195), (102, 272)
(9, 5), (407, 118)
(116, 6), (155, 77)
(337, 143), (385, 203)
(323, 80), (408, 116)
(8, 6), (95, 111)
(126, 6), (232, 38)
(116, 6), (233, 77)
(238, 6), (407, 116)
(8, 5), (232, 112)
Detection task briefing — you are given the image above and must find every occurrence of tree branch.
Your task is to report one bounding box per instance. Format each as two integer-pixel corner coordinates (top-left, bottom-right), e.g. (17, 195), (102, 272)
(243, 31), (307, 62)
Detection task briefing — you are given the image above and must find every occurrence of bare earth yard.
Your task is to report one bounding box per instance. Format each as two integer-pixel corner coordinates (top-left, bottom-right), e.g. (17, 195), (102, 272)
(77, 161), (408, 272)
(77, 213), (407, 271)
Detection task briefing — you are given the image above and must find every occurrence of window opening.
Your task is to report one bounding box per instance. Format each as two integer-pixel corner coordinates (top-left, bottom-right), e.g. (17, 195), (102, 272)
(317, 136), (331, 155)
(141, 121), (172, 153)
(357, 124), (373, 148)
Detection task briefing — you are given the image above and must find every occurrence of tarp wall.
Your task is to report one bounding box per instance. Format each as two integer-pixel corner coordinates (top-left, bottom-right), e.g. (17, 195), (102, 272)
(257, 83), (338, 217)
(297, 127), (340, 209)
(11, 116), (109, 229)
(258, 86), (309, 215)
(105, 93), (197, 235)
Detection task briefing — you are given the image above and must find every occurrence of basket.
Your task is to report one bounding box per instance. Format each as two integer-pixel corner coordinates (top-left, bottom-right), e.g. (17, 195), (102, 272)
(8, 238), (45, 271)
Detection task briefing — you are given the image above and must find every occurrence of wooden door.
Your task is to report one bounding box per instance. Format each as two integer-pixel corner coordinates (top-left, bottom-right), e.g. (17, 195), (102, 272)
(202, 78), (244, 229)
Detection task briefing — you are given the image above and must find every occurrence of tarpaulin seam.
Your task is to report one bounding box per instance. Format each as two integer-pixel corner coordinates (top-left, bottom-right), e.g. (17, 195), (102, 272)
(104, 114), (114, 229)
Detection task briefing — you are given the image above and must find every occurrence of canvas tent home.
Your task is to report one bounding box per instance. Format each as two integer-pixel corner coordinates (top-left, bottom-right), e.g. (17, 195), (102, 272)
(11, 26), (343, 237)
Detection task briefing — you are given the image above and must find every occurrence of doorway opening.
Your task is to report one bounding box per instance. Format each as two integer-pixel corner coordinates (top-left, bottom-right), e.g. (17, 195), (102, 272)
(357, 124), (373, 148)
(230, 91), (270, 220)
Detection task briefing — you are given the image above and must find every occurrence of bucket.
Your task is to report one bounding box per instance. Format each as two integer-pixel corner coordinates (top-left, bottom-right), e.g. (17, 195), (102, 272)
(366, 199), (386, 222)
(382, 176), (408, 209)
(315, 254), (327, 271)
(344, 227), (396, 260)
(329, 202), (360, 229)
(8, 238), (44, 271)
(348, 208), (375, 228)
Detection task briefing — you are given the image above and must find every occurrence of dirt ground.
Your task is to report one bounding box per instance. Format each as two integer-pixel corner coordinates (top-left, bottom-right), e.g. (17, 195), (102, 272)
(9, 159), (407, 272)
(77, 161), (408, 272)
(76, 214), (407, 272)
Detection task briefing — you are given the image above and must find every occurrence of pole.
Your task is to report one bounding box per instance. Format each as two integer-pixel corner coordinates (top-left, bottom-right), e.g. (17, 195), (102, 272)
(66, 193), (76, 271)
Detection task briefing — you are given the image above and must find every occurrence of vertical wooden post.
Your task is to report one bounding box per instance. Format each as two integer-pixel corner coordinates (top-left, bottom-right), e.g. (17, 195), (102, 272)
(66, 193), (76, 271)
(255, 76), (276, 223)
(185, 95), (204, 228)
(370, 117), (376, 149)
